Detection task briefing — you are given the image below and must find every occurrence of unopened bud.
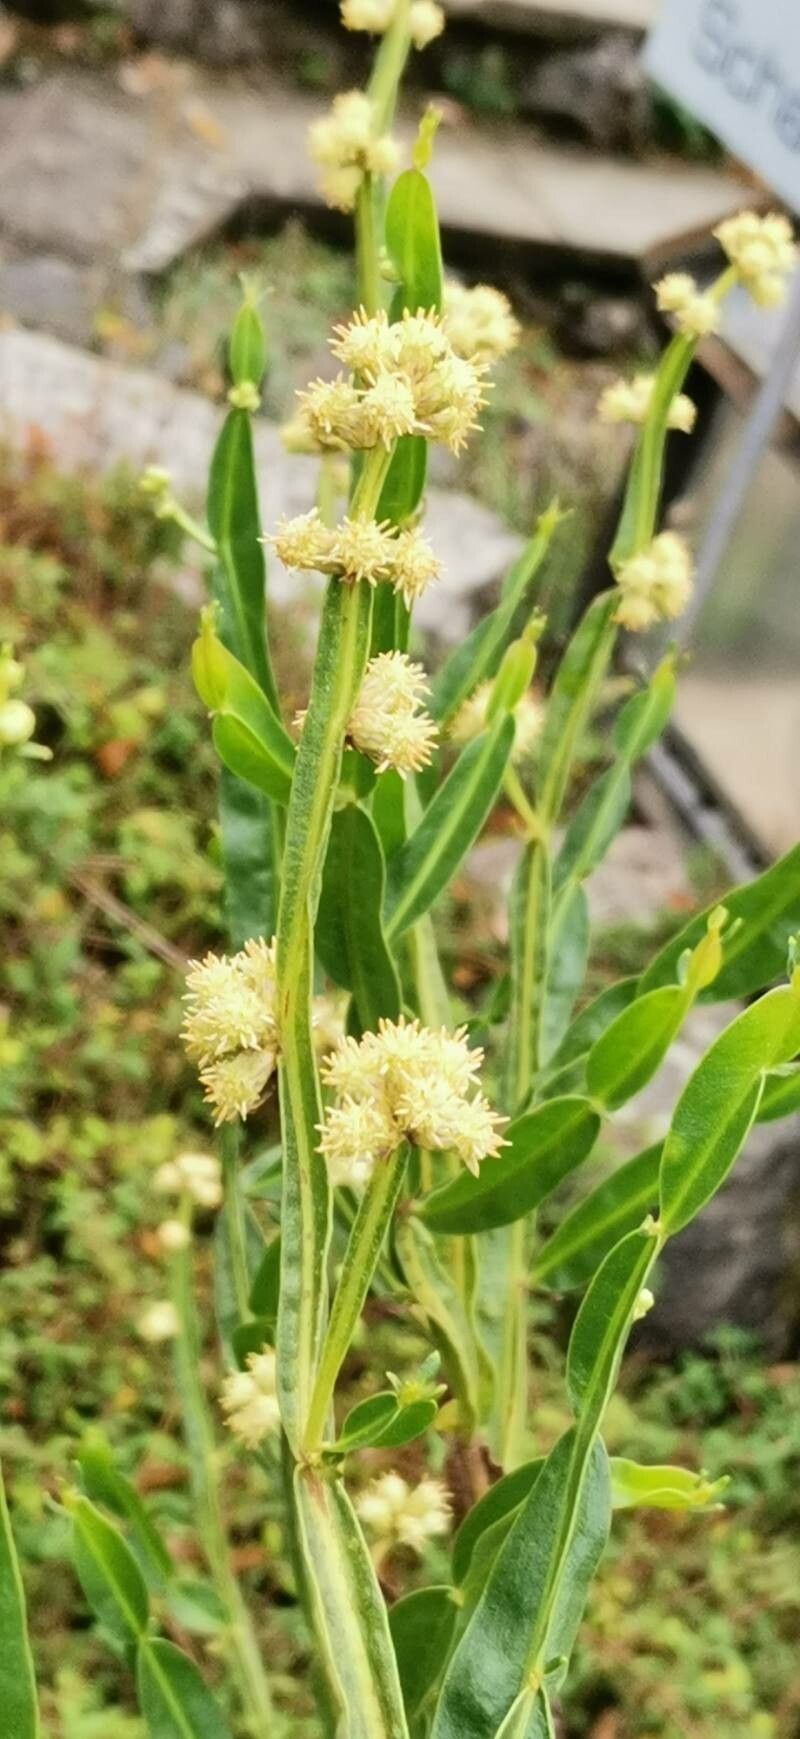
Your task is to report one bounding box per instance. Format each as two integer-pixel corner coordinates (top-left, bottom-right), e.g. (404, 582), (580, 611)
(227, 380), (261, 412)
(0, 699), (36, 747)
(683, 905), (728, 994)
(229, 286), (266, 389)
(139, 465), (172, 499)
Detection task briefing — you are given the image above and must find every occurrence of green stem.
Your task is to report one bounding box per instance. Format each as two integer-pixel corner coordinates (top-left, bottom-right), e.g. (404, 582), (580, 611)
(276, 446), (394, 1449)
(368, 0), (412, 130)
(162, 499), (217, 555)
(170, 1205), (274, 1735)
(304, 1147), (409, 1452)
(219, 1124), (251, 1323)
(355, 173), (382, 316)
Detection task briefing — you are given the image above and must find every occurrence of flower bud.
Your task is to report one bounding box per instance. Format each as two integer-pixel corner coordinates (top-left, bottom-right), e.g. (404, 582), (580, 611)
(228, 288), (266, 389)
(0, 699), (36, 748)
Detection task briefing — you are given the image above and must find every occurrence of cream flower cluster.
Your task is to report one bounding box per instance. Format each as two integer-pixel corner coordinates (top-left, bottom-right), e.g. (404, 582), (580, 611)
(220, 1346), (280, 1448)
(654, 273), (720, 338)
(450, 681), (544, 764)
(341, 0), (445, 49)
(597, 373), (696, 434)
(270, 510), (440, 606)
(319, 1016), (507, 1186)
(291, 307), (488, 458)
(137, 1300), (179, 1343)
(348, 651), (438, 775)
(154, 1150), (223, 1209)
(714, 210), (796, 308)
(614, 530), (693, 632)
(182, 938), (279, 1126)
(443, 279), (520, 365)
(309, 90), (399, 212)
(357, 1471), (450, 1552)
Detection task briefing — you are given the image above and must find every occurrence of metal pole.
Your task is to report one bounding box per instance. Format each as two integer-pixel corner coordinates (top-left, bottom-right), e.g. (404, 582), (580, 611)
(679, 267), (800, 642)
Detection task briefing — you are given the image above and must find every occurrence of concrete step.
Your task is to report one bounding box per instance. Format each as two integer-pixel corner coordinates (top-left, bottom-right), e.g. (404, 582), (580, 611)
(0, 69), (753, 282)
(442, 0), (658, 39)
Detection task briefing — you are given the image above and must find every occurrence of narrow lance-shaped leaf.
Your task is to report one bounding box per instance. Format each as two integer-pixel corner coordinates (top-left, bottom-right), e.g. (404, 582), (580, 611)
(610, 1459), (728, 1512)
(555, 655), (676, 891)
(419, 1096), (600, 1236)
(76, 1436), (173, 1589)
(566, 1227), (659, 1431)
(389, 1586), (458, 1724)
(207, 402), (277, 707)
(317, 803), (402, 1028)
(756, 1063), (800, 1122)
(136, 1637), (234, 1739)
(432, 1433), (610, 1739)
(541, 977), (639, 1087)
(610, 331), (695, 569)
(531, 1143), (661, 1292)
(586, 984), (688, 1111)
(293, 1469), (410, 1739)
(539, 880), (589, 1066)
(192, 612), (295, 804)
(506, 838), (550, 1109)
(377, 163), (443, 526)
(324, 1390), (438, 1457)
(69, 1493), (150, 1647)
(659, 978), (800, 1237)
(535, 591), (617, 827)
(385, 714), (515, 938)
(640, 842), (800, 1002)
(432, 505), (563, 725)
(0, 1462), (39, 1739)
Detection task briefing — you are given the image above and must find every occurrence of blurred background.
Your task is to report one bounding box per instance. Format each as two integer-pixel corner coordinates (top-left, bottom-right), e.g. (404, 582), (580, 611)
(0, 3), (798, 1736)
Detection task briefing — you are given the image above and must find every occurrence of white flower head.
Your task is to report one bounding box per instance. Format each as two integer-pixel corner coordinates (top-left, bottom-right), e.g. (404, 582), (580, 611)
(200, 1050), (275, 1126)
(597, 373), (696, 434)
(409, 0), (445, 49)
(156, 1219), (190, 1253)
(340, 0), (395, 31)
(615, 530), (693, 632)
(348, 651), (438, 776)
(450, 682), (544, 764)
(319, 1016), (506, 1183)
(714, 209), (797, 308)
(182, 939), (278, 1126)
(157, 1150), (223, 1209)
(655, 273), (720, 338)
(221, 1345), (280, 1448)
(137, 1300), (179, 1343)
(357, 1472), (450, 1551)
(443, 279), (520, 364)
(308, 89), (399, 211)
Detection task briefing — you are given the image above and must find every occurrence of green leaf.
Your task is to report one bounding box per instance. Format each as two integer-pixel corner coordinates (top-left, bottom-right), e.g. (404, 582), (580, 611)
(432, 1433), (610, 1739)
(639, 843), (800, 1003)
(566, 1229), (658, 1429)
(0, 1462), (39, 1739)
(136, 1637), (233, 1739)
(164, 1579), (227, 1636)
(555, 767), (631, 891)
(231, 1316), (275, 1364)
(325, 1391), (438, 1456)
(386, 166), (443, 315)
(585, 984), (689, 1111)
(248, 1236), (281, 1320)
(610, 1459), (728, 1512)
(452, 1459), (544, 1586)
(506, 839), (550, 1109)
(317, 804), (402, 1027)
(218, 767), (277, 945)
(70, 1494), (149, 1647)
(659, 982), (800, 1237)
(207, 407), (275, 703)
(294, 1469), (410, 1738)
(536, 592), (617, 826)
(192, 628), (294, 804)
(420, 1097), (600, 1235)
(543, 978), (639, 1083)
(610, 332), (695, 568)
(396, 1219), (484, 1431)
(385, 715), (515, 937)
(757, 1064), (800, 1122)
(531, 1144), (661, 1291)
(431, 507), (562, 726)
(76, 1436), (173, 1588)
(539, 881), (589, 1064)
(390, 1587), (457, 1721)
(377, 435), (429, 527)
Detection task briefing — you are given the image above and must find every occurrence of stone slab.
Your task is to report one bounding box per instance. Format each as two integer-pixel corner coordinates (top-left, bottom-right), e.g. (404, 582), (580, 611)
(0, 69), (755, 278)
(0, 328), (520, 639)
(443, 0), (658, 37)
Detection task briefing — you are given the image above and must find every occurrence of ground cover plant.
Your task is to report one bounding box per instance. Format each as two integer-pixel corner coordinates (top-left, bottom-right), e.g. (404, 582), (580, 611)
(2, 3), (800, 1736)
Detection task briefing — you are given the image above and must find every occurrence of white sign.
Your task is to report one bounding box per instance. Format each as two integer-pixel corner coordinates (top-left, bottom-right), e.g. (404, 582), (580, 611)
(644, 1), (800, 212)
